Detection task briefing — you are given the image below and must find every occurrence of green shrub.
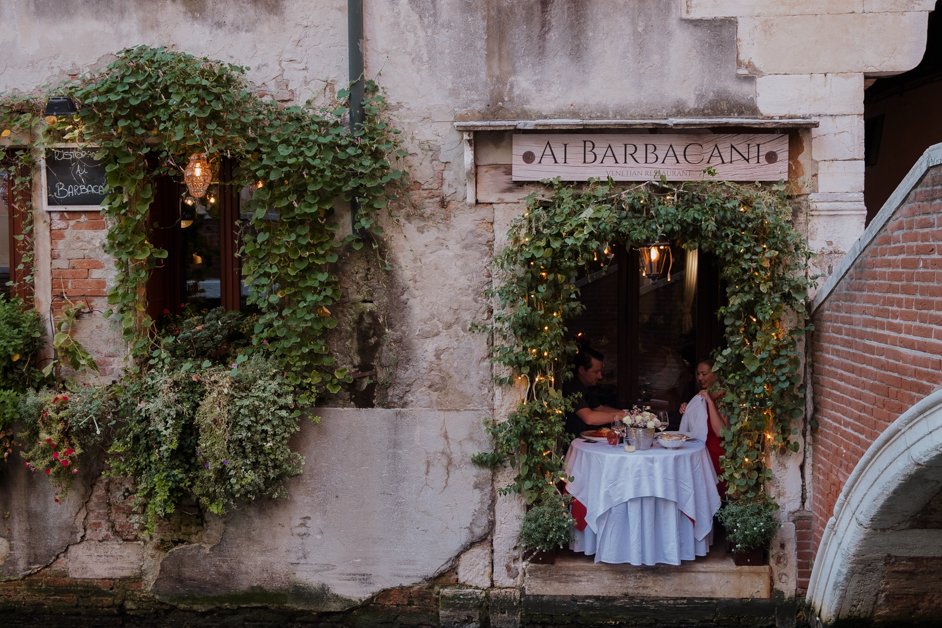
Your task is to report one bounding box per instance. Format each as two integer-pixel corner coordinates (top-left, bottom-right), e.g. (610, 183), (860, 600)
(0, 295), (44, 390)
(0, 296), (45, 465)
(716, 496), (780, 552)
(158, 308), (255, 365)
(17, 385), (116, 492)
(192, 357), (303, 515)
(519, 494), (574, 553)
(0, 389), (19, 462)
(17, 391), (85, 493)
(108, 352), (303, 532)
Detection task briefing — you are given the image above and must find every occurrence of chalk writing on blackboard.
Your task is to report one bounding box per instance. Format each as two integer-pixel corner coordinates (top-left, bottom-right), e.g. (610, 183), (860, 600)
(46, 147), (107, 207)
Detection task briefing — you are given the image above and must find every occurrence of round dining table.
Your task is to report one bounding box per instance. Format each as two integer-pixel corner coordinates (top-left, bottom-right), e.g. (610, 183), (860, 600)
(565, 437), (722, 566)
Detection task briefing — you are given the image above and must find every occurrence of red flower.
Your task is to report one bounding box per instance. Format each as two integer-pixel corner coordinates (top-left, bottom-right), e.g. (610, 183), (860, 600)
(44, 437), (53, 445)
(65, 448), (75, 456)
(61, 459), (70, 467)
(44, 468), (51, 475)
(72, 468), (79, 475)
(52, 451), (59, 460)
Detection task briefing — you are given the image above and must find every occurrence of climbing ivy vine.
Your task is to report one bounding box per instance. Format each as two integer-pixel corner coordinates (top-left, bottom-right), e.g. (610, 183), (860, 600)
(477, 178), (814, 550)
(0, 45), (405, 524)
(67, 45), (404, 400)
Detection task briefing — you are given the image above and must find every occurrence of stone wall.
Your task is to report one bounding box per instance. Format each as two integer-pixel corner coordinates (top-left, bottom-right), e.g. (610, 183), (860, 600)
(0, 0), (937, 617)
(1, 408), (490, 613)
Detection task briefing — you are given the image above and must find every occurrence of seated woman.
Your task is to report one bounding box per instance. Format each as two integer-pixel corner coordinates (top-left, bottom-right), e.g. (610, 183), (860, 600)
(679, 359), (727, 499)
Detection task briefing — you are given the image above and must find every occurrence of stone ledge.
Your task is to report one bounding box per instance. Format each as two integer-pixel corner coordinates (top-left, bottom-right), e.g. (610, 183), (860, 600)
(525, 552), (771, 599)
(740, 13), (929, 75)
(520, 594), (792, 627)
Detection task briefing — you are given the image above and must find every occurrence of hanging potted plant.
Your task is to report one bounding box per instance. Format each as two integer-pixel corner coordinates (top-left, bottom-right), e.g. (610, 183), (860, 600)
(716, 496), (779, 565)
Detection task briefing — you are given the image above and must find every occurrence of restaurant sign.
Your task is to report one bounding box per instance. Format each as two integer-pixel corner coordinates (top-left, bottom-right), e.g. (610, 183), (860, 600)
(45, 146), (107, 209)
(512, 133), (788, 182)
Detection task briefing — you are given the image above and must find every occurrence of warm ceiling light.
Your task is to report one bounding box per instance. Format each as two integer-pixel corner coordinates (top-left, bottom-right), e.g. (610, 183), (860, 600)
(639, 242), (673, 281)
(183, 153), (212, 198)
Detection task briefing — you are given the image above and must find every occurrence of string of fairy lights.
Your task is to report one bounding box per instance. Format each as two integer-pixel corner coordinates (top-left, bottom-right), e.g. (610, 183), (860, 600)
(487, 179), (811, 524)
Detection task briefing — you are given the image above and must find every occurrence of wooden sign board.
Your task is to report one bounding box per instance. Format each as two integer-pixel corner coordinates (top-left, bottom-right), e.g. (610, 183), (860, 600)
(45, 146), (107, 209)
(512, 133), (788, 182)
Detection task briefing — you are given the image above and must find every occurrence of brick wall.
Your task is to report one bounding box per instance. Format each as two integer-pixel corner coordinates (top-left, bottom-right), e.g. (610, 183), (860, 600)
(792, 509), (814, 594)
(808, 163), (942, 589)
(49, 211), (108, 316)
(48, 210), (123, 378)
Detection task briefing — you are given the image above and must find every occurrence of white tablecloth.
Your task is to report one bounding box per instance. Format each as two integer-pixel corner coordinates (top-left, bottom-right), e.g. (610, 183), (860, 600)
(565, 438), (722, 566)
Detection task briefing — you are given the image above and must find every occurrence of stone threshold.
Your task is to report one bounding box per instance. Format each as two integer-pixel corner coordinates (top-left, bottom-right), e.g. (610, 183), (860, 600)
(524, 548), (772, 600)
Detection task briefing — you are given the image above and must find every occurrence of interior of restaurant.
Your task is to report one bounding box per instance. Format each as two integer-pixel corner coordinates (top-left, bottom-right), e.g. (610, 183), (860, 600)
(568, 244), (726, 430)
(147, 160), (254, 319)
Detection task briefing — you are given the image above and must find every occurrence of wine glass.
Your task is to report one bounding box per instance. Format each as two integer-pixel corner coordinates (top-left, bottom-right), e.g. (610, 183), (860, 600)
(656, 410), (670, 432)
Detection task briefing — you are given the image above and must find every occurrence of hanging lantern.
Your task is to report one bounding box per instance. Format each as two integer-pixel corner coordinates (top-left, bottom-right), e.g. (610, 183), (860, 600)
(183, 153), (212, 198)
(639, 241), (673, 281)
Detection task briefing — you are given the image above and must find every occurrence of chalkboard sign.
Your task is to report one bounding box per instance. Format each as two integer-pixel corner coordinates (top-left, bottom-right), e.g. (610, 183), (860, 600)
(45, 147), (107, 208)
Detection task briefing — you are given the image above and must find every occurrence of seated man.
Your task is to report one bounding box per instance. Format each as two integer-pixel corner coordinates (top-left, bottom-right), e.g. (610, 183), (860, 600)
(563, 346), (626, 437)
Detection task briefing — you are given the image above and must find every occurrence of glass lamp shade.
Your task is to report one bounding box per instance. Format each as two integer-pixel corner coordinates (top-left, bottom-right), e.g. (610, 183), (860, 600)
(639, 242), (673, 280)
(183, 153), (213, 198)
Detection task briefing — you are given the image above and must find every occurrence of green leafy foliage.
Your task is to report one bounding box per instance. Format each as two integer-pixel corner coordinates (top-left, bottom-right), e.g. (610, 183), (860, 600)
(106, 365), (206, 530)
(49, 302), (99, 376)
(716, 495), (780, 551)
(0, 295), (44, 390)
(192, 358), (304, 515)
(0, 296), (45, 460)
(104, 309), (305, 533)
(480, 178), (814, 549)
(519, 492), (575, 554)
(17, 388), (111, 495)
(0, 46), (404, 525)
(65, 45), (404, 402)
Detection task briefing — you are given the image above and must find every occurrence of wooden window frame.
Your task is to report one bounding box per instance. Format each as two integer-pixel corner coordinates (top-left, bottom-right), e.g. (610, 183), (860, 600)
(2, 151), (34, 300)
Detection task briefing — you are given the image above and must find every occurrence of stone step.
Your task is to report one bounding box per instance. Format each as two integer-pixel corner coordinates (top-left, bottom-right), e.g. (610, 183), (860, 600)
(524, 549), (771, 600)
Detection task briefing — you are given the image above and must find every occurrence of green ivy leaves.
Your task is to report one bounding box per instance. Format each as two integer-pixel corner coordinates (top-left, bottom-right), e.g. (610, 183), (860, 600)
(482, 178), (814, 549)
(63, 45), (404, 401)
(1, 46), (405, 524)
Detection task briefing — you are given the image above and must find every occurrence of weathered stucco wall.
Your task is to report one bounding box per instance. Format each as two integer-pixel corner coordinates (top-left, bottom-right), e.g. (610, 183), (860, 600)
(0, 0), (937, 618)
(0, 0), (349, 104)
(366, 0), (756, 121)
(1, 408), (491, 606)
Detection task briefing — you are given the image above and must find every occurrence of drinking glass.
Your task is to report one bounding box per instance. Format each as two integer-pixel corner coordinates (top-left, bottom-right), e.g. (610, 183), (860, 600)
(656, 410), (670, 431)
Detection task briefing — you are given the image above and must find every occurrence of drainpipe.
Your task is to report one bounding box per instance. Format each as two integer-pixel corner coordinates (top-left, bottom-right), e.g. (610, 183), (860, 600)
(348, 0), (364, 130)
(348, 0), (364, 233)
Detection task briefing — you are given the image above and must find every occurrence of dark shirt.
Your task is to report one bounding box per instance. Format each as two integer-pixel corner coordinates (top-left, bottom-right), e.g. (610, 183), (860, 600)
(562, 378), (603, 437)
